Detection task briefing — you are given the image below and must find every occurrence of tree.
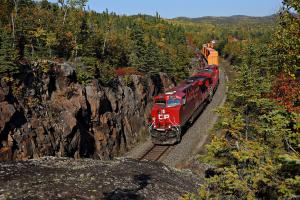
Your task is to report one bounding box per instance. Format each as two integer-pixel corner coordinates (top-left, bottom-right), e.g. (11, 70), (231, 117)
(144, 39), (161, 74)
(58, 0), (88, 26)
(130, 23), (147, 72)
(272, 0), (300, 74)
(0, 29), (18, 75)
(11, 0), (20, 47)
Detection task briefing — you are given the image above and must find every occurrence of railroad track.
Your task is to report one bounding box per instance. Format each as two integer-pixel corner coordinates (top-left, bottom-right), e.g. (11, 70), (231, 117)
(139, 145), (172, 161)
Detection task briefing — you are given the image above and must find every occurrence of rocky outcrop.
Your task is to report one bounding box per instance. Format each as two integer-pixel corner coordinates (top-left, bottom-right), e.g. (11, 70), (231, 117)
(0, 157), (201, 199)
(0, 62), (174, 161)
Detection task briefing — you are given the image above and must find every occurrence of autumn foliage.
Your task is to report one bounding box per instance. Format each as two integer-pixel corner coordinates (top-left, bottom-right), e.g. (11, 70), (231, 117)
(182, 0), (300, 199)
(269, 73), (300, 113)
(115, 67), (143, 76)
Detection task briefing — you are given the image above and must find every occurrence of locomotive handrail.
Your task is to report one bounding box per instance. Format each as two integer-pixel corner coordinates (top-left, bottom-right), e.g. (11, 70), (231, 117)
(168, 116), (180, 127)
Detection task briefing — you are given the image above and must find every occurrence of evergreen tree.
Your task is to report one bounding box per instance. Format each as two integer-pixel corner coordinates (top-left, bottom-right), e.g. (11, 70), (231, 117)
(130, 23), (147, 72)
(0, 30), (18, 75)
(144, 39), (161, 74)
(273, 0), (300, 74)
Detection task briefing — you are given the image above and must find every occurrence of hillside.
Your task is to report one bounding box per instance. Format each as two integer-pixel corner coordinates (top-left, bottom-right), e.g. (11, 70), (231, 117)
(173, 14), (277, 25)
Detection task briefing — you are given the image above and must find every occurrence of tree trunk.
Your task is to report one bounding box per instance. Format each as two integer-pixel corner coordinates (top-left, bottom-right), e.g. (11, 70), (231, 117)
(11, 13), (15, 48)
(31, 41), (35, 58)
(63, 7), (68, 26)
(11, 0), (19, 48)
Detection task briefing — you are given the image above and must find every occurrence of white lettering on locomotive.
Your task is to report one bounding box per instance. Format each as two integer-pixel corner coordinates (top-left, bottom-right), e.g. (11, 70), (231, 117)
(158, 114), (170, 120)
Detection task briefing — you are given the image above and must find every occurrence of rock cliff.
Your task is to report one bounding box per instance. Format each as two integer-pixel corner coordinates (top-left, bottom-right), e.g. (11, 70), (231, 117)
(0, 61), (174, 161)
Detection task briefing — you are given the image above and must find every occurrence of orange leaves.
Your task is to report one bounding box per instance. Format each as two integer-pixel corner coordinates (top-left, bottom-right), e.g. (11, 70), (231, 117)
(115, 67), (143, 76)
(65, 31), (73, 38)
(269, 73), (300, 113)
(78, 11), (84, 17)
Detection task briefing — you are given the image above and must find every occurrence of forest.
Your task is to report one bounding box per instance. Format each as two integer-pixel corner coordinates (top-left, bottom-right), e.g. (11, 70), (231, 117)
(0, 0), (196, 85)
(183, 0), (300, 199)
(0, 0), (299, 199)
(0, 0), (276, 84)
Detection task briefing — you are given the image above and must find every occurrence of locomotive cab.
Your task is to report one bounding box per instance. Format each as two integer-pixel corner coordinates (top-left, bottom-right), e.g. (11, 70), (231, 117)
(150, 91), (185, 144)
(149, 79), (211, 145)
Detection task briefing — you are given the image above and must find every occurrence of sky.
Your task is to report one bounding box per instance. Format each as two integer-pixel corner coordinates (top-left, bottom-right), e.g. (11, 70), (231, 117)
(49, 0), (283, 18)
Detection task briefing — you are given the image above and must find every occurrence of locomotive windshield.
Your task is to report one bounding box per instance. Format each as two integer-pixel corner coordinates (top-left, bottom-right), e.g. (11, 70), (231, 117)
(155, 99), (166, 107)
(167, 99), (181, 107)
(204, 68), (213, 72)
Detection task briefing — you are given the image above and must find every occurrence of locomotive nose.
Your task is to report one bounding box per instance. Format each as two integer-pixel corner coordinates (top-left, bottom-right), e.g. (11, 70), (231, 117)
(158, 109), (169, 120)
(154, 109), (171, 129)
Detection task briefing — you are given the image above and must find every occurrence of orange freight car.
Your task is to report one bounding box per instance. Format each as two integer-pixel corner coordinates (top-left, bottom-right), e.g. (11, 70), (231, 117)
(201, 43), (219, 66)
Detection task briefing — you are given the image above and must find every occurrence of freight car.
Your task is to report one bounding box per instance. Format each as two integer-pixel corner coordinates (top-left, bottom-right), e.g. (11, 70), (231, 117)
(201, 42), (219, 66)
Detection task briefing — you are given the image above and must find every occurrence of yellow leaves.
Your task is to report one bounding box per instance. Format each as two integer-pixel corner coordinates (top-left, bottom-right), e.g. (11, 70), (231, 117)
(180, 193), (196, 200)
(27, 27), (46, 42)
(216, 105), (245, 139)
(295, 114), (300, 131)
(34, 27), (46, 38)
(231, 140), (266, 165)
(46, 32), (58, 47)
(200, 136), (230, 166)
(278, 176), (300, 199)
(201, 166), (255, 199)
(1, 76), (13, 83)
(278, 153), (300, 165)
(252, 162), (278, 189)
(290, 70), (298, 79)
(38, 60), (50, 73)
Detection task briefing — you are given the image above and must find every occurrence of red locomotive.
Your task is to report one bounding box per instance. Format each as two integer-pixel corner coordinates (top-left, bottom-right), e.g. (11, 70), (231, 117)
(149, 64), (220, 145)
(195, 65), (220, 99)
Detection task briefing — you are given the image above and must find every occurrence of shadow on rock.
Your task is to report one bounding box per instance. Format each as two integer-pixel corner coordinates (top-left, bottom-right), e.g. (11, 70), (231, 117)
(103, 174), (151, 200)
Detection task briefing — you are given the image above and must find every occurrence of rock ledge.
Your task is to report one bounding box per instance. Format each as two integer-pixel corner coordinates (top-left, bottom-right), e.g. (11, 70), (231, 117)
(0, 157), (201, 200)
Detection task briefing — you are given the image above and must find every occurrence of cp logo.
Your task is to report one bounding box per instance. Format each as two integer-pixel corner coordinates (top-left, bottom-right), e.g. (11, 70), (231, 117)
(158, 114), (170, 120)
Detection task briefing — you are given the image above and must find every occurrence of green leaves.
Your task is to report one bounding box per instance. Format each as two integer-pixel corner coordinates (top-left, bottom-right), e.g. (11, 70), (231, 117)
(0, 29), (18, 74)
(198, 166), (256, 199)
(273, 0), (300, 74)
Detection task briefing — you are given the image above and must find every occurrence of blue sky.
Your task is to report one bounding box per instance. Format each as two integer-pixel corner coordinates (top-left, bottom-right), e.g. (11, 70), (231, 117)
(49, 0), (283, 18)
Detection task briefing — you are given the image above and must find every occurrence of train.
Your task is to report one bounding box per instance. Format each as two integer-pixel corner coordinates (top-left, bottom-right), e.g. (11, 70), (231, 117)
(148, 42), (220, 145)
